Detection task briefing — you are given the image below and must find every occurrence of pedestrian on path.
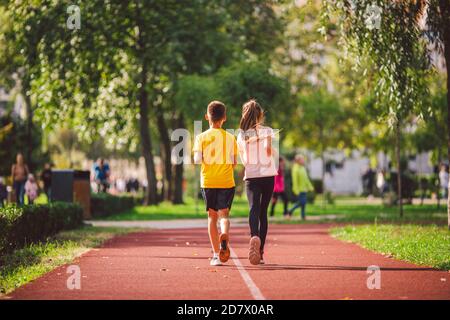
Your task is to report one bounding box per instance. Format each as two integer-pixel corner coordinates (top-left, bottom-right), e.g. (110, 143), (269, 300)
(193, 101), (237, 266)
(287, 154), (314, 220)
(25, 174), (39, 205)
(40, 163), (52, 202)
(11, 153), (29, 206)
(270, 157), (288, 217)
(237, 99), (277, 265)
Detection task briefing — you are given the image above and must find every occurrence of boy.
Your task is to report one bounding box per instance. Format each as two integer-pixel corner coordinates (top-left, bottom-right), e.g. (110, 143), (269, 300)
(193, 101), (237, 266)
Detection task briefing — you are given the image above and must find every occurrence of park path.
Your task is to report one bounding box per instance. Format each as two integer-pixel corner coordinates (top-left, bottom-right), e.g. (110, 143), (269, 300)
(6, 224), (450, 300)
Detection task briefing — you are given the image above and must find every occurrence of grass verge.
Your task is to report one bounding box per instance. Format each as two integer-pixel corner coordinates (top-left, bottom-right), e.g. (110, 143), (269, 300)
(331, 224), (450, 270)
(0, 225), (138, 296)
(103, 196), (447, 225)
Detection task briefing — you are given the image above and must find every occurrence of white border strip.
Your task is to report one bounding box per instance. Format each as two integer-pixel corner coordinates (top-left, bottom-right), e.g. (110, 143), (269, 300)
(229, 247), (265, 300)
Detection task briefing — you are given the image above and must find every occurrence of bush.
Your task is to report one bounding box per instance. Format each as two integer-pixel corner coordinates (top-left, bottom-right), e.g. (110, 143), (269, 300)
(90, 193), (138, 218)
(0, 202), (83, 255)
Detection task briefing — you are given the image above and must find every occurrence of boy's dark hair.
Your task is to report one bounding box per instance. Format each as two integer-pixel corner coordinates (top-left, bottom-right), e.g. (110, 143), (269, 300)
(207, 101), (226, 122)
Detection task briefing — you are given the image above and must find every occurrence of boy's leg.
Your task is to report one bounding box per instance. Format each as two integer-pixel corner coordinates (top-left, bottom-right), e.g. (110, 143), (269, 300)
(218, 208), (230, 235)
(208, 209), (220, 254)
(218, 208), (230, 262)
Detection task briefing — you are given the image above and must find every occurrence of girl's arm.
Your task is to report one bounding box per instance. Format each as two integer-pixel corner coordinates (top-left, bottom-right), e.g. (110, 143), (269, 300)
(193, 151), (202, 164)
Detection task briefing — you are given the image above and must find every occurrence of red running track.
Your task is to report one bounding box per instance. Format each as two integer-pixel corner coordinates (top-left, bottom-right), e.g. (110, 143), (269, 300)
(5, 224), (450, 300)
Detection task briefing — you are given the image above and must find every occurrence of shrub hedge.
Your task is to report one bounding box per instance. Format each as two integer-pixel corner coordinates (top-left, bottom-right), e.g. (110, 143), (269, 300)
(90, 193), (138, 218)
(0, 202), (83, 255)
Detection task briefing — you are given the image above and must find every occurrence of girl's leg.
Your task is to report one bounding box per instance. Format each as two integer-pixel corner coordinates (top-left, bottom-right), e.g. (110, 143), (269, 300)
(246, 179), (262, 238)
(259, 177), (274, 252)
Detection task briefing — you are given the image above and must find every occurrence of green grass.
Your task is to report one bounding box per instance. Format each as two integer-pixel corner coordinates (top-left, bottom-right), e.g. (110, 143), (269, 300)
(0, 225), (138, 296)
(331, 224), (450, 270)
(103, 196), (447, 225)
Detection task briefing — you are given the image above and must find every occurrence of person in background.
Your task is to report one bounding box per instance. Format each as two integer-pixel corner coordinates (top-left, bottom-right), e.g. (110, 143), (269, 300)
(376, 169), (387, 198)
(0, 177), (7, 207)
(93, 158), (111, 192)
(40, 163), (52, 202)
(270, 157), (288, 218)
(287, 154), (314, 220)
(25, 174), (39, 205)
(11, 153), (29, 206)
(439, 164), (449, 199)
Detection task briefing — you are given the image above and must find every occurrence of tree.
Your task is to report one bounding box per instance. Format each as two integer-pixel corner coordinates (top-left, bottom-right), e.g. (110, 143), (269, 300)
(322, 1), (434, 218)
(2, 0), (284, 205)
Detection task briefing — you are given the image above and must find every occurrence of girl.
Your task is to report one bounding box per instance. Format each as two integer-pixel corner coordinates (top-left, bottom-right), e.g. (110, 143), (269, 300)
(237, 100), (277, 265)
(25, 174), (39, 205)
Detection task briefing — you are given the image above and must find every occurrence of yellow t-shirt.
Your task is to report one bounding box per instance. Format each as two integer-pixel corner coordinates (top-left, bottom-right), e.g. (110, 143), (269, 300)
(193, 128), (237, 188)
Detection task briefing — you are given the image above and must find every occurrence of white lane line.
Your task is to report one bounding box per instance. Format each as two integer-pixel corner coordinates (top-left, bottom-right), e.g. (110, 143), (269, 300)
(229, 247), (265, 300)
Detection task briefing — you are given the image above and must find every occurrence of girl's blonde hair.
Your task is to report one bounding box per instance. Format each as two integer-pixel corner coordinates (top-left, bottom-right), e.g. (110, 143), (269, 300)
(239, 99), (264, 132)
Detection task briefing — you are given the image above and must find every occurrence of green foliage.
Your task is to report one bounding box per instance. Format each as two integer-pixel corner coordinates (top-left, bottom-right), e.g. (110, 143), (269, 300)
(0, 225), (136, 295)
(322, 1), (431, 124)
(216, 60), (291, 128)
(90, 193), (139, 218)
(0, 116), (48, 176)
(0, 202), (83, 255)
(174, 75), (219, 125)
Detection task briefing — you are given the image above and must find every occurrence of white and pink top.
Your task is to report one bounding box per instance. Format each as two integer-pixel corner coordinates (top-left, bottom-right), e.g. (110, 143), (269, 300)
(237, 126), (278, 180)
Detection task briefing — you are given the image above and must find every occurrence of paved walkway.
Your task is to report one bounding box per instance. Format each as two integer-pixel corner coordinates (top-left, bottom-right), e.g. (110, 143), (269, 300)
(6, 224), (449, 300)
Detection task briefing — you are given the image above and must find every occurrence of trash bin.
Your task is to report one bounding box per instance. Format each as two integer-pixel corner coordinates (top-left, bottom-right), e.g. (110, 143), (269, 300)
(51, 170), (91, 219)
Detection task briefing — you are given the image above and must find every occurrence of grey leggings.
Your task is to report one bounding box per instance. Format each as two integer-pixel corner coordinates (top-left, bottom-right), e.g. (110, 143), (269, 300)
(245, 176), (275, 252)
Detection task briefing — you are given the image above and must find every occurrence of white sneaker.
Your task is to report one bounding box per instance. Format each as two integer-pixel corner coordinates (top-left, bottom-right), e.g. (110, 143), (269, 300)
(210, 256), (222, 266)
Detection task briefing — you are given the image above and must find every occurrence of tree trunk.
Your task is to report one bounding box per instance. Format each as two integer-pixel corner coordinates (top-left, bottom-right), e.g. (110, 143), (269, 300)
(138, 66), (158, 205)
(156, 105), (173, 201)
(321, 152), (326, 208)
(395, 120), (403, 218)
(437, 147), (442, 209)
(23, 86), (33, 172)
(442, 0), (450, 229)
(172, 113), (185, 204)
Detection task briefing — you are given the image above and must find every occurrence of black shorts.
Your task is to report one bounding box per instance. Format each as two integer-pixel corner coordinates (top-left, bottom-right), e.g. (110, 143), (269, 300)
(201, 187), (235, 212)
